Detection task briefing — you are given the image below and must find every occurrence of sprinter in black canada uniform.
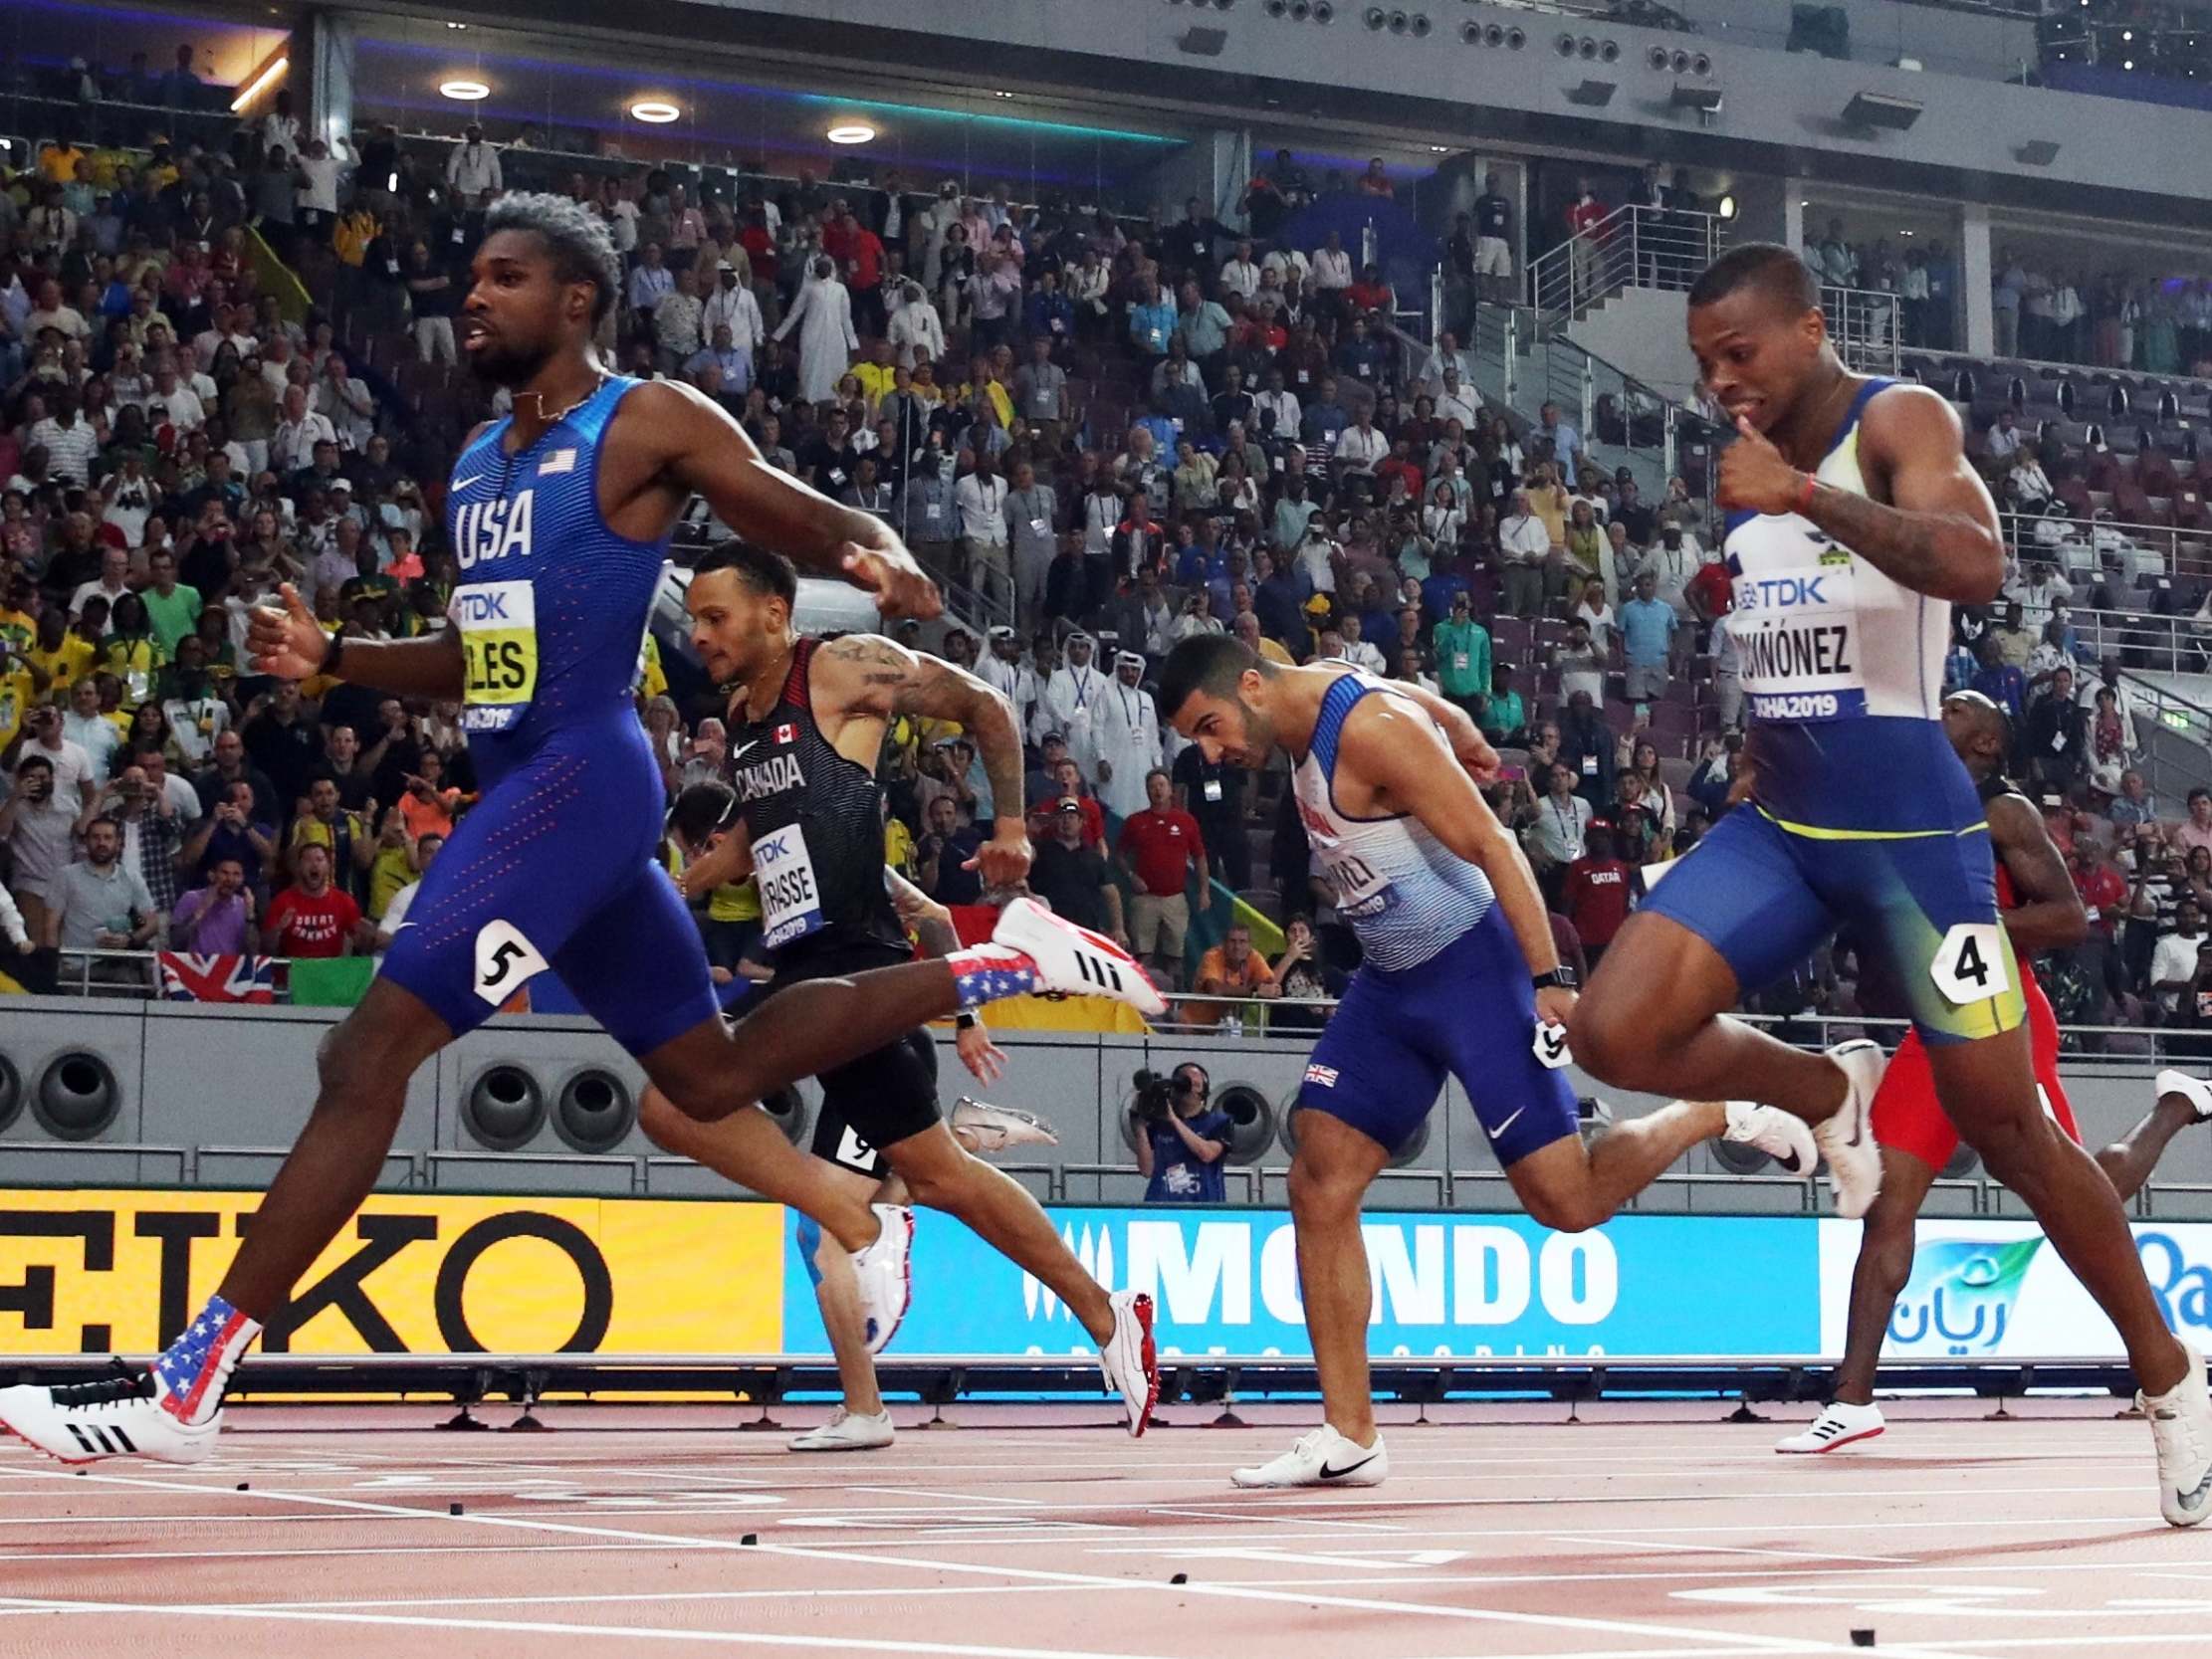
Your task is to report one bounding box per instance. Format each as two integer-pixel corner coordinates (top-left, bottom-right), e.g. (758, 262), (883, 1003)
(639, 540), (1161, 1433)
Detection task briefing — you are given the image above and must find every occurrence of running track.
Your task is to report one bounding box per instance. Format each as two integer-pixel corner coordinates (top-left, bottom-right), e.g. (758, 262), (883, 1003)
(1, 1398), (2203, 1657)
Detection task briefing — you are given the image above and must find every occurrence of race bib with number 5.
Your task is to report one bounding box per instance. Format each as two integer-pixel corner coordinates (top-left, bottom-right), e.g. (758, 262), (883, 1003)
(1930, 922), (2011, 1005)
(1532, 1020), (1573, 1070)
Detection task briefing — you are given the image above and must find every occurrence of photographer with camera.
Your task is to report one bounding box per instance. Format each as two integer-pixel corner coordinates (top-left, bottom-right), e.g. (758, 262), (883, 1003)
(1132, 1062), (1232, 1203)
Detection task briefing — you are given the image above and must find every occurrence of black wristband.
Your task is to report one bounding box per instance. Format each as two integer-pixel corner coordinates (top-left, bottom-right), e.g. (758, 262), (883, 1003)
(1531, 967), (1579, 991)
(321, 630), (343, 679)
(955, 1011), (980, 1031)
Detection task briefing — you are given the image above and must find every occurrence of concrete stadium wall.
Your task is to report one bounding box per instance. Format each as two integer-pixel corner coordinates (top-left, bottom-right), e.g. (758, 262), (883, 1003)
(1, 998), (2207, 1218)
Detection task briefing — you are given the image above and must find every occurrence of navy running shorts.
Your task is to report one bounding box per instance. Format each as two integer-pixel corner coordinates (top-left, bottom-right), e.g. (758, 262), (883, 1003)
(1296, 905), (1580, 1167)
(1638, 803), (2025, 1046)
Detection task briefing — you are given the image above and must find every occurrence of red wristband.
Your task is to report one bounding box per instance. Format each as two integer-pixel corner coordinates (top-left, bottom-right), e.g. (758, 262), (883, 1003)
(1797, 473), (1818, 517)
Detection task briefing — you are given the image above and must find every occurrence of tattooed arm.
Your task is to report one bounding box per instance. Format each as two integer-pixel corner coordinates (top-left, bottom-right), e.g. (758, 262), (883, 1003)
(812, 633), (1033, 889)
(1716, 383), (2004, 604)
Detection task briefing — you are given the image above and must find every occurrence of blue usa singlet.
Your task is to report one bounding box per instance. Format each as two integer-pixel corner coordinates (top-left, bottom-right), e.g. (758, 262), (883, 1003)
(377, 375), (720, 1054)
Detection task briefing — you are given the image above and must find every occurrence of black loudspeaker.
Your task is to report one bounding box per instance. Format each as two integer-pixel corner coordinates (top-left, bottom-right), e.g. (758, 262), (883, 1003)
(1214, 1083), (1278, 1166)
(0, 1052), (21, 1134)
(1941, 1142), (1980, 1180)
(1786, 4), (1850, 60)
(553, 1068), (636, 1154)
(1708, 1134), (1774, 1175)
(32, 1052), (118, 1141)
(464, 1064), (546, 1151)
(759, 1086), (810, 1146)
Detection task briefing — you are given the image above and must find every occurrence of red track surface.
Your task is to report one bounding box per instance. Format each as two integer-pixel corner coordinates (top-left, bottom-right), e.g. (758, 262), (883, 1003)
(2, 1397), (2204, 1657)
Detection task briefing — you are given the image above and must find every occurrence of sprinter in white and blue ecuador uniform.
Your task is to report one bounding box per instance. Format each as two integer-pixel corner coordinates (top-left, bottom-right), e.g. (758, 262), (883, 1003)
(1639, 376), (2027, 1046)
(1292, 672), (1580, 1165)
(379, 376), (725, 1051)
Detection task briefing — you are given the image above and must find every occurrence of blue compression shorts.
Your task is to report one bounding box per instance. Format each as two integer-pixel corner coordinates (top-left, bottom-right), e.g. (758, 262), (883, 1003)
(1296, 905), (1580, 1166)
(1638, 802), (2026, 1045)
(379, 715), (721, 1057)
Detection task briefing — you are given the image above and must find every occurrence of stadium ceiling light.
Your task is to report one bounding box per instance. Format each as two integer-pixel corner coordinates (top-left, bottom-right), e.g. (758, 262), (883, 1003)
(826, 123), (877, 145)
(438, 79), (490, 102)
(229, 56), (288, 112)
(630, 100), (682, 123)
(1717, 193), (1737, 219)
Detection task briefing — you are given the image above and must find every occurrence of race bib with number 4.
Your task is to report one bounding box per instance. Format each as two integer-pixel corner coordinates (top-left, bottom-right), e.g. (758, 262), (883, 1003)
(1930, 922), (2011, 1005)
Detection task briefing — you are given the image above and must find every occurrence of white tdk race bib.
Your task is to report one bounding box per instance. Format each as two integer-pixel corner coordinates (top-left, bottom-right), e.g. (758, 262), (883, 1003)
(755, 822), (825, 948)
(452, 580), (540, 733)
(1730, 544), (1864, 722)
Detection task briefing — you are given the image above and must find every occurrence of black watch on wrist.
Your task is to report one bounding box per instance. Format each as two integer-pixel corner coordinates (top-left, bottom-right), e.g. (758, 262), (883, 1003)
(955, 1011), (980, 1031)
(1531, 967), (1579, 992)
(321, 630), (343, 678)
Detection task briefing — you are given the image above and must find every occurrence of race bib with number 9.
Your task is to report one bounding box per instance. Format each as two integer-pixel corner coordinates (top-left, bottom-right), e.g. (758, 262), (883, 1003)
(452, 581), (539, 733)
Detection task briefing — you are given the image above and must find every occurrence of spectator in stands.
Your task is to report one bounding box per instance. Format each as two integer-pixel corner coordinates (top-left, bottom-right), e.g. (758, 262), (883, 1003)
(445, 123), (502, 210)
(1497, 489), (1552, 617)
(1120, 766), (1209, 989)
(262, 841), (363, 957)
(1480, 665), (1526, 746)
(1190, 921), (1278, 1028)
(914, 792), (984, 907)
(1551, 618), (1607, 709)
(2176, 789), (2212, 858)
(1562, 822), (1634, 969)
(404, 240), (457, 365)
(1619, 570), (1675, 704)
(1971, 632), (2027, 723)
(48, 812), (161, 957)
(0, 751), (77, 945)
(169, 853), (254, 955)
(1527, 761), (1594, 902)
(1432, 590), (1489, 722)
(2109, 768), (2158, 830)
(2153, 899), (2208, 1021)
(1987, 409), (2022, 463)
(1030, 795), (1123, 943)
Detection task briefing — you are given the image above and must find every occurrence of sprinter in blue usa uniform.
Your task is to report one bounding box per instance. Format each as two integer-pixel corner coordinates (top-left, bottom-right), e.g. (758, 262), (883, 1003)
(1567, 243), (2211, 1528)
(0, 193), (1162, 1467)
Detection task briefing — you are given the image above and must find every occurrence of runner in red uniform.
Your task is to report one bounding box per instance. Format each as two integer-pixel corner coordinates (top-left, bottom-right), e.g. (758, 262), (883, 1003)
(1782, 689), (2212, 1453)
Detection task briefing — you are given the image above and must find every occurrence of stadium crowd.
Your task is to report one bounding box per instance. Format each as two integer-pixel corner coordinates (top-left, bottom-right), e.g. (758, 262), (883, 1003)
(2, 49), (2211, 1047)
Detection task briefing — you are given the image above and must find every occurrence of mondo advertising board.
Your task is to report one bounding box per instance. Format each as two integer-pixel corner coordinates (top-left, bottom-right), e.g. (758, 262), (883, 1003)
(783, 1207), (1823, 1359)
(1816, 1218), (2212, 1360)
(0, 1190), (783, 1357)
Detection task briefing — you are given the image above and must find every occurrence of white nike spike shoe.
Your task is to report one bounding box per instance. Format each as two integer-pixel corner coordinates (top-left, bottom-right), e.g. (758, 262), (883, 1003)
(1775, 1399), (1885, 1455)
(990, 897), (1167, 1017)
(1231, 1424), (1390, 1489)
(1098, 1289), (1160, 1437)
(1721, 1100), (1818, 1176)
(0, 1362), (221, 1466)
(1814, 1041), (1885, 1221)
(951, 1097), (1060, 1154)
(2141, 1341), (2212, 1528)
(849, 1204), (915, 1355)
(788, 1407), (895, 1453)
(2155, 1070), (2212, 1123)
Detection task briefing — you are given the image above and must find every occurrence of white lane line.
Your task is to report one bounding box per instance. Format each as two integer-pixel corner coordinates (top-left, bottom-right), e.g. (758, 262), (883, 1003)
(0, 1600), (1191, 1659)
(844, 1486), (1039, 1508)
(3, 1464), (1990, 1659)
(1551, 1536), (1914, 1565)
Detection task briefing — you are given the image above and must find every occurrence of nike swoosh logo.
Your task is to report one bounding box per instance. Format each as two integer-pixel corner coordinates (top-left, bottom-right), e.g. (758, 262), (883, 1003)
(728, 740), (760, 763)
(2178, 1464), (2212, 1513)
(453, 474), (486, 491)
(1491, 1107), (1526, 1139)
(387, 922), (415, 934)
(1318, 1451), (1380, 1481)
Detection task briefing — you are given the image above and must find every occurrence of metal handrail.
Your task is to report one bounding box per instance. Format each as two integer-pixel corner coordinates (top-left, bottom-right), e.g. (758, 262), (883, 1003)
(1529, 204), (1723, 320)
(1819, 284), (1905, 376)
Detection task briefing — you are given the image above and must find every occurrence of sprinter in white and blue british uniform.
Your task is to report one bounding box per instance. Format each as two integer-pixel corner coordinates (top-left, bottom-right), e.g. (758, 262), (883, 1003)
(1566, 242), (2212, 1529)
(0, 193), (1162, 1470)
(1157, 634), (1816, 1491)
